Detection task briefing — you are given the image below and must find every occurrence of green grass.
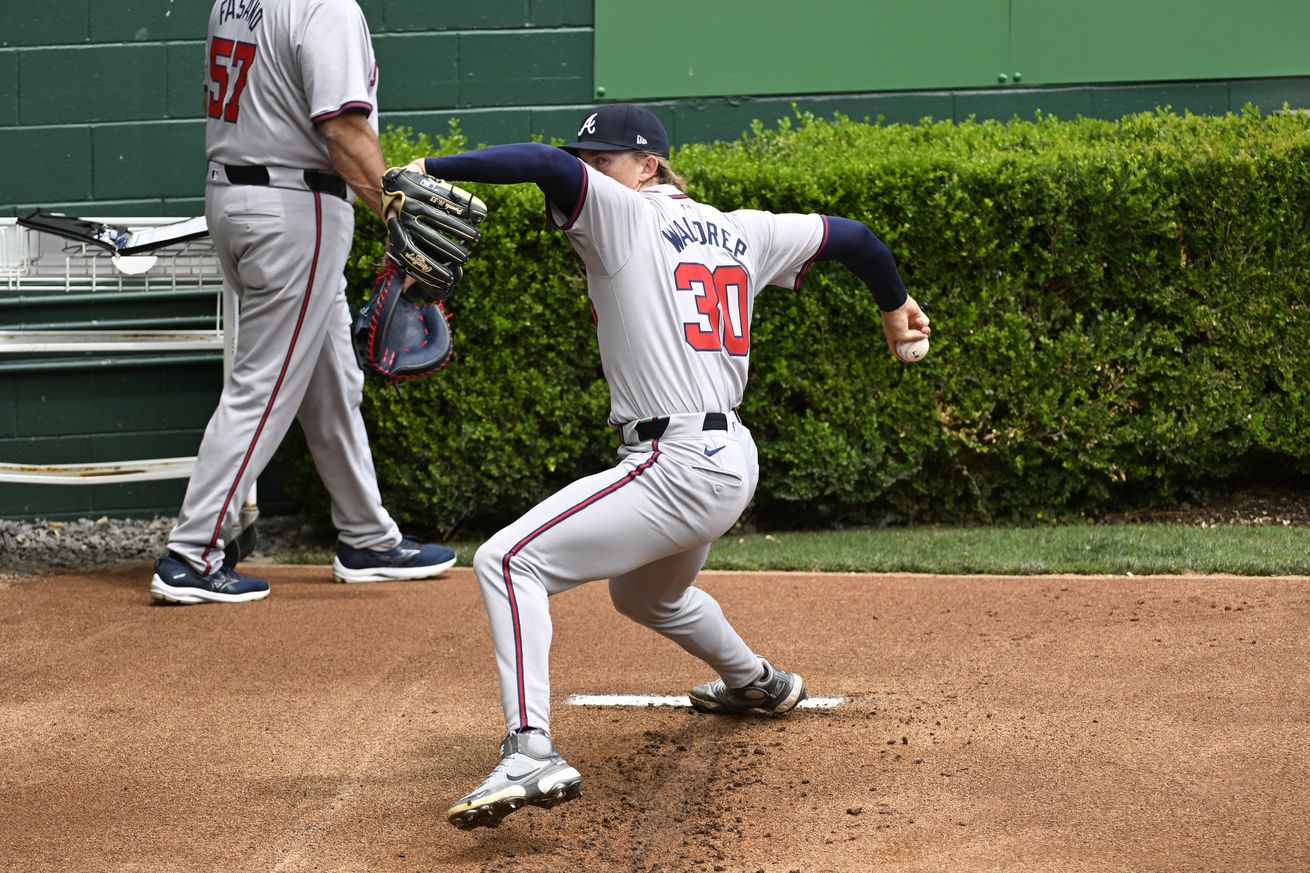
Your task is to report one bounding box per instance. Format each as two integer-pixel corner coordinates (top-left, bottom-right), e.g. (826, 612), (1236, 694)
(276, 524), (1309, 576)
(704, 525), (1309, 575)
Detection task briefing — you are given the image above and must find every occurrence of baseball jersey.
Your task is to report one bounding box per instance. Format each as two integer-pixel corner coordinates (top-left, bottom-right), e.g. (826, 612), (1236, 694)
(549, 165), (826, 425)
(205, 0), (378, 170)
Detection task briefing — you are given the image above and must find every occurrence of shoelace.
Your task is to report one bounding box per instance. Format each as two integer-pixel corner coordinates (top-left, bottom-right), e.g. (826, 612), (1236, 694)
(216, 566), (251, 589)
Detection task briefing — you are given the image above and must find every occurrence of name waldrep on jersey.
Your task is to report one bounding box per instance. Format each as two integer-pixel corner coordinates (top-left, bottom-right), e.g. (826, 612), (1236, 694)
(660, 215), (749, 258)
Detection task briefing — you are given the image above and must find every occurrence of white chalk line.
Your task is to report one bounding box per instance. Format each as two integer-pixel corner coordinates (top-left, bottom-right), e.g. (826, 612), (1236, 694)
(567, 693), (846, 709)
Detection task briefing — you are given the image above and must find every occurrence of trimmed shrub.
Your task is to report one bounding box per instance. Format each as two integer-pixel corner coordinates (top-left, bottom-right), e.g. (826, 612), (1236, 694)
(294, 109), (1310, 535)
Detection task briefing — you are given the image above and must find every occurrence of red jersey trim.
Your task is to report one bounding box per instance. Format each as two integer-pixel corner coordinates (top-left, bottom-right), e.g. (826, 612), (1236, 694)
(548, 157), (589, 231)
(792, 214), (830, 291)
(312, 101), (373, 124)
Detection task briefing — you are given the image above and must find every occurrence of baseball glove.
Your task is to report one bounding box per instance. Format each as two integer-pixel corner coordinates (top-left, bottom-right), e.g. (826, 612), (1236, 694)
(381, 167), (487, 301)
(351, 265), (453, 383)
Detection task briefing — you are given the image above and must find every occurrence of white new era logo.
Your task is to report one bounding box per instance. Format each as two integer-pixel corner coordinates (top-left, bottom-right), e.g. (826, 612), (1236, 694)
(579, 113), (598, 136)
(636, 134), (648, 146)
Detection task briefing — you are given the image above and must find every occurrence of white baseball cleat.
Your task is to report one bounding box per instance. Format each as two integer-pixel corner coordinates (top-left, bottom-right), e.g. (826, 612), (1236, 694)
(446, 728), (582, 830)
(689, 658), (807, 715)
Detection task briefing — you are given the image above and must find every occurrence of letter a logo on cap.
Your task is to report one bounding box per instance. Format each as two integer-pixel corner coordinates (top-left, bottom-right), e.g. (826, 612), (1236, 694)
(579, 113), (598, 136)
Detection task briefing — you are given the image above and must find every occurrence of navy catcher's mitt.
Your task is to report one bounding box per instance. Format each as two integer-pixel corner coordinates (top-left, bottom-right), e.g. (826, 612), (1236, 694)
(351, 265), (453, 383)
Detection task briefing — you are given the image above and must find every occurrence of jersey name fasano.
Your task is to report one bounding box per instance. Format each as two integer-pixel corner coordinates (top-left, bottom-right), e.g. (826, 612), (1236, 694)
(552, 165), (825, 425)
(205, 0), (378, 170)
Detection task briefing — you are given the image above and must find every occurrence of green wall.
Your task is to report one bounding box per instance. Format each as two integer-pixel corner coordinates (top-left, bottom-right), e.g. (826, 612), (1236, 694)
(1011, 0), (1310, 85)
(0, 360), (223, 519)
(3, 0), (1309, 220)
(0, 0), (598, 219)
(596, 0), (1310, 99)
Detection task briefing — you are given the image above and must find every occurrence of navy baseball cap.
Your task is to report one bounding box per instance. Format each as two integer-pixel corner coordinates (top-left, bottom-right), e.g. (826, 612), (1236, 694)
(560, 103), (670, 158)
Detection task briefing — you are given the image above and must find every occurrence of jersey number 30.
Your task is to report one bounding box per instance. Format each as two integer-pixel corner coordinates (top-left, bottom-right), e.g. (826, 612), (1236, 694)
(677, 263), (750, 356)
(207, 38), (258, 123)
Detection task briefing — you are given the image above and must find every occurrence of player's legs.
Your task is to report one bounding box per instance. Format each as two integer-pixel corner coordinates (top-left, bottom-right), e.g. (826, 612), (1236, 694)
(608, 547), (761, 689)
(295, 281), (400, 552)
(471, 459), (662, 735)
(167, 187), (350, 575)
(471, 430), (757, 735)
(454, 448), (712, 829)
(606, 429), (804, 713)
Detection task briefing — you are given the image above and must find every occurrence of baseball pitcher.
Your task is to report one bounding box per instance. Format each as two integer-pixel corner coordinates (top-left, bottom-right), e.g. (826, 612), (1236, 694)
(413, 103), (931, 828)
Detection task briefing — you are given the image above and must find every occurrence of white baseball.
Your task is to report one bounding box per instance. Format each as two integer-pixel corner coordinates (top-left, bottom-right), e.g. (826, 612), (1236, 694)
(896, 338), (930, 362)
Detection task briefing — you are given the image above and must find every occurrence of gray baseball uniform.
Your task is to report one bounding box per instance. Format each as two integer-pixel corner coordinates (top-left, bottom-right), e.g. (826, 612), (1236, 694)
(471, 163), (826, 734)
(167, 0), (399, 575)
(431, 104), (920, 828)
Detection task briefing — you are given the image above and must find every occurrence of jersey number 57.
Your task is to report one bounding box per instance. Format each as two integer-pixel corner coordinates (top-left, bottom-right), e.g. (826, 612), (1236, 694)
(207, 38), (258, 123)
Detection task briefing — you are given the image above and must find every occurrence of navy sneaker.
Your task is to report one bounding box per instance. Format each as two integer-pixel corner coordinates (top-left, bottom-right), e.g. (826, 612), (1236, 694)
(149, 552), (270, 605)
(331, 535), (456, 583)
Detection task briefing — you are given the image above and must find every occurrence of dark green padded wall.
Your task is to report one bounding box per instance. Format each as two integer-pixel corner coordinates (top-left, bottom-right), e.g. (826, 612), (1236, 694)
(0, 362), (222, 519)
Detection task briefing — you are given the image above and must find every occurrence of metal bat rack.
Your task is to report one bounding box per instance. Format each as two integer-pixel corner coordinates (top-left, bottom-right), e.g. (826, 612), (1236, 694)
(0, 217), (257, 527)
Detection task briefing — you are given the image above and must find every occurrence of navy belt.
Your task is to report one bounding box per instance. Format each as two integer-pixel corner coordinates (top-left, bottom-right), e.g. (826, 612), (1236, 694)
(222, 164), (348, 201)
(636, 412), (728, 442)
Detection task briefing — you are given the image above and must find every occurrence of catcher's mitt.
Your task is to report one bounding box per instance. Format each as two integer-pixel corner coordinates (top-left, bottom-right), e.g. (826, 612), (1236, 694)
(381, 167), (487, 301)
(351, 265), (453, 383)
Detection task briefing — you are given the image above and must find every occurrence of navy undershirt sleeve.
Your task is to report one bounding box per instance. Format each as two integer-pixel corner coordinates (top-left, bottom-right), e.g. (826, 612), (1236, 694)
(817, 216), (909, 312)
(422, 143), (583, 217)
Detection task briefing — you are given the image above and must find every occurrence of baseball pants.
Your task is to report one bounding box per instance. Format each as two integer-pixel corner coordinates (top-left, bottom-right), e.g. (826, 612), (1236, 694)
(168, 182), (400, 574)
(473, 411), (764, 734)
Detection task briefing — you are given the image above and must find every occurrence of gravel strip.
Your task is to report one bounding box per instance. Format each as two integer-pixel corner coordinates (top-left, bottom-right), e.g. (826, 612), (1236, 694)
(0, 515), (331, 578)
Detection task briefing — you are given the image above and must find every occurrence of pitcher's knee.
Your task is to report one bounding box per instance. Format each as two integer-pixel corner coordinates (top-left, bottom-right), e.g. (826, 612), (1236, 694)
(473, 540), (510, 588)
(474, 535), (548, 592)
(609, 584), (677, 627)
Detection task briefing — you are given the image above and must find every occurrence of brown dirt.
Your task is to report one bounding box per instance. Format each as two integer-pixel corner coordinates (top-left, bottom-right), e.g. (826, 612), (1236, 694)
(1, 564), (1307, 873)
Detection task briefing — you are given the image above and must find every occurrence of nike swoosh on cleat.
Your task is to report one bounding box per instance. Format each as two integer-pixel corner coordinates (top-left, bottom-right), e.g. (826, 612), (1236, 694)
(703, 446), (725, 457)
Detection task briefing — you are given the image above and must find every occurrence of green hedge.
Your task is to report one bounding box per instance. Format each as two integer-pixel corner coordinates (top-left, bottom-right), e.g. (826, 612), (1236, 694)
(289, 109), (1310, 535)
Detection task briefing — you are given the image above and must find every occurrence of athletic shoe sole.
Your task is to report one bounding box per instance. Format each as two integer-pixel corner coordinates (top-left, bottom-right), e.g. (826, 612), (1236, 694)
(447, 775), (582, 830)
(331, 555), (456, 583)
(149, 574), (270, 605)
(689, 673), (808, 715)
